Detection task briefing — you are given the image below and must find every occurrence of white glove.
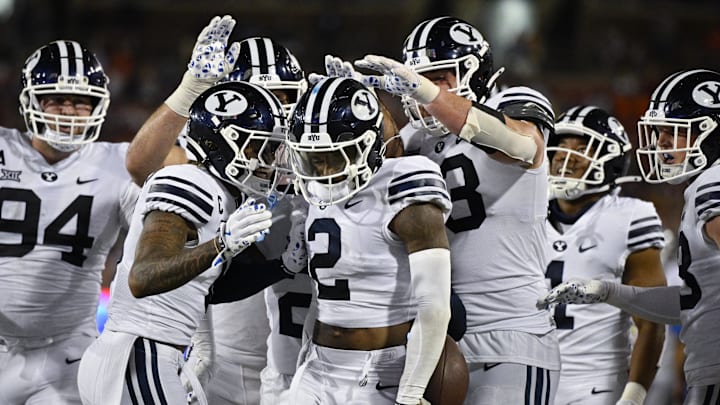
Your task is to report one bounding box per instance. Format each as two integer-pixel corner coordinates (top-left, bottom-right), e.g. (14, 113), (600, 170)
(216, 199), (273, 258)
(354, 54), (440, 104)
(281, 197), (308, 275)
(165, 15), (241, 117)
(308, 54), (361, 84)
(184, 311), (215, 393)
(536, 279), (610, 310)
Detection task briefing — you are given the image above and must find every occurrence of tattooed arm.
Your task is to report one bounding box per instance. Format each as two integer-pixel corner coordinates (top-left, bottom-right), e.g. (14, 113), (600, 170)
(128, 210), (218, 298)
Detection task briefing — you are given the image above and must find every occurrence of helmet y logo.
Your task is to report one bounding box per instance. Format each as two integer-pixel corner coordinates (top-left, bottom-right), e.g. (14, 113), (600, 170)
(351, 90), (378, 120)
(450, 23), (483, 45)
(205, 90), (249, 116)
(693, 81), (720, 108)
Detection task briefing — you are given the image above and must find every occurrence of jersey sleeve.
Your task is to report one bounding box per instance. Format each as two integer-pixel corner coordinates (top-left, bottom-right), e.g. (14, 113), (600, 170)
(484, 86), (555, 141)
(626, 200), (665, 253)
(694, 177), (720, 224)
(140, 165), (218, 228)
(386, 156), (452, 220)
(118, 180), (141, 229)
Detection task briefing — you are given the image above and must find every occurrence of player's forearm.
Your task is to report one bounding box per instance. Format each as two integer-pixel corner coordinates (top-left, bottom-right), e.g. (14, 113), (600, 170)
(606, 284), (682, 324)
(396, 249), (451, 404)
(423, 90), (472, 135)
(126, 104), (187, 185)
(627, 317), (664, 389)
(129, 239), (218, 298)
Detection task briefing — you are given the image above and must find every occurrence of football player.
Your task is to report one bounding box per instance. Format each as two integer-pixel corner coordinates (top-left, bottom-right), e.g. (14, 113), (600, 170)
(539, 69), (720, 405)
(545, 105), (666, 405)
(76, 80), (305, 405)
(284, 77), (452, 405)
(125, 16), (314, 404)
(0, 40), (139, 405)
(353, 16), (560, 403)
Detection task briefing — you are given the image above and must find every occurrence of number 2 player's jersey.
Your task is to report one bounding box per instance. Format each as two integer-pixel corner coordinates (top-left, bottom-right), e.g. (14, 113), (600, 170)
(0, 128), (137, 338)
(545, 193), (664, 377)
(105, 164), (238, 346)
(677, 166), (720, 386)
(306, 156), (451, 328)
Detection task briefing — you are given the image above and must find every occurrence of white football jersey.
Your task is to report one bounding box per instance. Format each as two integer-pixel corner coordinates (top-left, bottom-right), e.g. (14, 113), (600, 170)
(677, 166), (720, 386)
(400, 87), (553, 336)
(545, 193), (664, 376)
(306, 156), (451, 328)
(0, 127), (137, 338)
(106, 164), (237, 346)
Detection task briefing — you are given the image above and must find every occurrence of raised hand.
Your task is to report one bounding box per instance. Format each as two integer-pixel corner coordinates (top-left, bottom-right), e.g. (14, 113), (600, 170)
(165, 15), (241, 117)
(187, 15), (240, 82)
(354, 54), (439, 104)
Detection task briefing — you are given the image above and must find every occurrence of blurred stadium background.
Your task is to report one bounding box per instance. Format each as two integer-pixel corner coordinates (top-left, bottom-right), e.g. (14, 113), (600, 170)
(2, 0), (717, 231)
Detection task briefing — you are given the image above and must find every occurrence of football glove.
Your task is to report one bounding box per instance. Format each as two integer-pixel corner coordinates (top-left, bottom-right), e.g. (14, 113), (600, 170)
(354, 54), (439, 104)
(280, 197), (309, 275)
(536, 279), (610, 310)
(165, 15), (241, 117)
(216, 198), (273, 258)
(184, 312), (215, 392)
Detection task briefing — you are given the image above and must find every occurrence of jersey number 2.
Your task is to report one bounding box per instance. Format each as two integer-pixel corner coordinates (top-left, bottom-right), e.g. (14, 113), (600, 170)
(308, 218), (350, 300)
(0, 188), (94, 266)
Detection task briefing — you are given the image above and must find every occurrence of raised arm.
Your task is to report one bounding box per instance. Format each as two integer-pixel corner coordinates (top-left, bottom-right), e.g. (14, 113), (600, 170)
(126, 15), (240, 185)
(354, 54), (546, 168)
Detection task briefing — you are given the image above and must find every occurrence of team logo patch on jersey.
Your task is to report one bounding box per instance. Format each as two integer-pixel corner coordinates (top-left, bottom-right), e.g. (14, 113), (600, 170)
(204, 90), (248, 117)
(350, 89), (379, 121)
(41, 172), (58, 182)
(449, 23), (484, 46)
(435, 140), (445, 153)
(552, 240), (568, 252)
(0, 168), (21, 182)
(692, 81), (720, 108)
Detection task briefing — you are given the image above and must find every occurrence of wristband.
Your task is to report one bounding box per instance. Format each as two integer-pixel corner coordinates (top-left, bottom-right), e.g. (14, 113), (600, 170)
(620, 382), (647, 404)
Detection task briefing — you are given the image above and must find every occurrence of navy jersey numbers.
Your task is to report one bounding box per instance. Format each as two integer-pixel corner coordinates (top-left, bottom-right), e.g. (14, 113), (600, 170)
(545, 260), (574, 329)
(308, 218), (350, 300)
(0, 187), (94, 266)
(440, 154), (486, 233)
(678, 231), (701, 310)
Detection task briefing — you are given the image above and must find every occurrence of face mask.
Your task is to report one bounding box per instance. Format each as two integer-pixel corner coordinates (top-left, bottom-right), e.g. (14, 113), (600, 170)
(307, 180), (352, 204)
(241, 175), (272, 197)
(43, 129), (82, 152)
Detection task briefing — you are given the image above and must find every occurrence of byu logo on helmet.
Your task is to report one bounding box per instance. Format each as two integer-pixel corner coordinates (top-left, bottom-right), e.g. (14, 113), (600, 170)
(204, 90), (249, 116)
(692, 81), (720, 108)
(449, 23), (483, 45)
(607, 117), (629, 144)
(350, 89), (379, 120)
